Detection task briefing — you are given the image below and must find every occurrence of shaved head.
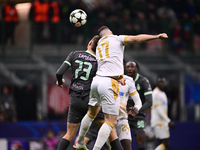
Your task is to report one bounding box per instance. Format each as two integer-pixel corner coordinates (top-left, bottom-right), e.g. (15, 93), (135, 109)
(98, 26), (112, 38)
(126, 61), (139, 70)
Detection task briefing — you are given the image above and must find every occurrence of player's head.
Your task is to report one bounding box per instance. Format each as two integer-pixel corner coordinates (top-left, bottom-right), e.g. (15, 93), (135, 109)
(125, 61), (139, 77)
(156, 76), (166, 91)
(88, 35), (100, 53)
(98, 26), (113, 38)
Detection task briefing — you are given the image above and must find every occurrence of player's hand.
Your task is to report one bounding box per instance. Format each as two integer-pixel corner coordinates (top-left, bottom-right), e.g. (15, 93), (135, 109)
(118, 77), (126, 85)
(158, 33), (168, 40)
(128, 107), (138, 118)
(56, 79), (65, 88)
(169, 121), (175, 129)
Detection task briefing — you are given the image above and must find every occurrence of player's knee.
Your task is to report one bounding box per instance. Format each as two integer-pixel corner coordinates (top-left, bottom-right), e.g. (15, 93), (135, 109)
(136, 134), (145, 144)
(105, 121), (115, 128)
(87, 111), (96, 119)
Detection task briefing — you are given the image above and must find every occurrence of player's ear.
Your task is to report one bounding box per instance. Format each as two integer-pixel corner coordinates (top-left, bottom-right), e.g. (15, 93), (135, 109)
(88, 40), (92, 45)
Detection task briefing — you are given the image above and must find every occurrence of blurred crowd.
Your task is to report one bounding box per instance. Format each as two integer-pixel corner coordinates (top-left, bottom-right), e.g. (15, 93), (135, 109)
(0, 86), (17, 122)
(1, 0), (200, 52)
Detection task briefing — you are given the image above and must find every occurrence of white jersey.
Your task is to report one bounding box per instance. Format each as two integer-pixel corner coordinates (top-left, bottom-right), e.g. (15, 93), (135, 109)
(96, 35), (128, 76)
(151, 87), (170, 127)
(118, 75), (138, 120)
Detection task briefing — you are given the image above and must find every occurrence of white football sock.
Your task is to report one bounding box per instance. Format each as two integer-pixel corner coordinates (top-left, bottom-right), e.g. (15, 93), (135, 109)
(77, 113), (94, 145)
(93, 122), (113, 150)
(155, 143), (166, 150)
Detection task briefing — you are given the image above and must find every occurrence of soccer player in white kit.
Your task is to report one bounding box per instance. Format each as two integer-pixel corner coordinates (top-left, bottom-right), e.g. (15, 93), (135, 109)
(151, 76), (175, 150)
(116, 75), (142, 150)
(74, 26), (169, 150)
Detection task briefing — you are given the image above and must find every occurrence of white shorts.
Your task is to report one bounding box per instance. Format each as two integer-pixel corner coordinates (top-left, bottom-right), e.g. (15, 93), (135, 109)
(88, 75), (120, 115)
(153, 124), (170, 139)
(115, 119), (132, 141)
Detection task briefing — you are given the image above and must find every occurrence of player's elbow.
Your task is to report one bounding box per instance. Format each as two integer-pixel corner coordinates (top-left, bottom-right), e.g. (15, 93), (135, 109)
(149, 100), (153, 107)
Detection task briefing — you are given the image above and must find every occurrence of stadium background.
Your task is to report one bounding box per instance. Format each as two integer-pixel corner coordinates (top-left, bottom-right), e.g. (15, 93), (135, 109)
(0, 0), (200, 150)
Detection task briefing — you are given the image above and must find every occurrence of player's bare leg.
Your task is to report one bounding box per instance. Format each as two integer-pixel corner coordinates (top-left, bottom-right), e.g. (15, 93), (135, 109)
(75, 105), (101, 149)
(57, 122), (80, 150)
(63, 122), (80, 141)
(93, 113), (119, 150)
(120, 139), (131, 150)
(108, 127), (124, 150)
(136, 134), (146, 150)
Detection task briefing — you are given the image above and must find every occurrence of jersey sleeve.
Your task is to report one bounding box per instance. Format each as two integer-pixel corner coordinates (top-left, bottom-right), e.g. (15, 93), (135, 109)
(64, 51), (74, 66)
(127, 78), (137, 95)
(143, 78), (152, 96)
(153, 93), (170, 123)
(127, 79), (142, 110)
(56, 52), (74, 85)
(139, 78), (153, 112)
(118, 35), (128, 45)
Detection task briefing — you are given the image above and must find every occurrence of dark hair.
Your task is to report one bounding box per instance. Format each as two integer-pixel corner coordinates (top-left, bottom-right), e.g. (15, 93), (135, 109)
(157, 76), (166, 82)
(97, 26), (109, 37)
(126, 60), (140, 71)
(133, 61), (140, 71)
(91, 35), (100, 52)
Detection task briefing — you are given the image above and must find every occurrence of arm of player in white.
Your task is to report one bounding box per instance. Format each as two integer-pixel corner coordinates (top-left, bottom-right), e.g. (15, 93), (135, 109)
(155, 104), (171, 123)
(130, 92), (142, 111)
(125, 33), (168, 43)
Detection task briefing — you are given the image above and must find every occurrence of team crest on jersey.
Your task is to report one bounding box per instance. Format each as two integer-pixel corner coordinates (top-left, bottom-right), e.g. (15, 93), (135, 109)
(137, 84), (140, 91)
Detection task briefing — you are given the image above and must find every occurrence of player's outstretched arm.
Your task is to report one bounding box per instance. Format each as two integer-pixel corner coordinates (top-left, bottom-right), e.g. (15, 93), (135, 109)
(126, 33), (168, 43)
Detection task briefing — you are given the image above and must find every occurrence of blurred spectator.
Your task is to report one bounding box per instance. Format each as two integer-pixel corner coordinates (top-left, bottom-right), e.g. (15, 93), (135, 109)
(171, 22), (184, 53)
(182, 24), (191, 51)
(148, 13), (160, 34)
(0, 86), (17, 122)
(43, 130), (59, 150)
(171, 0), (188, 19)
(193, 13), (200, 36)
(136, 11), (148, 49)
(187, 0), (197, 18)
(49, 0), (60, 43)
(159, 12), (170, 44)
(1, 0), (19, 45)
(193, 13), (200, 50)
(157, 4), (177, 23)
(11, 141), (24, 150)
(137, 11), (147, 33)
(131, 0), (147, 13)
(29, 0), (49, 44)
(146, 2), (157, 18)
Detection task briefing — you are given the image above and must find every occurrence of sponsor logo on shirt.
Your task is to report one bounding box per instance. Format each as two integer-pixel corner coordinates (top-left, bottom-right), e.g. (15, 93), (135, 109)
(79, 54), (96, 61)
(119, 91), (124, 96)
